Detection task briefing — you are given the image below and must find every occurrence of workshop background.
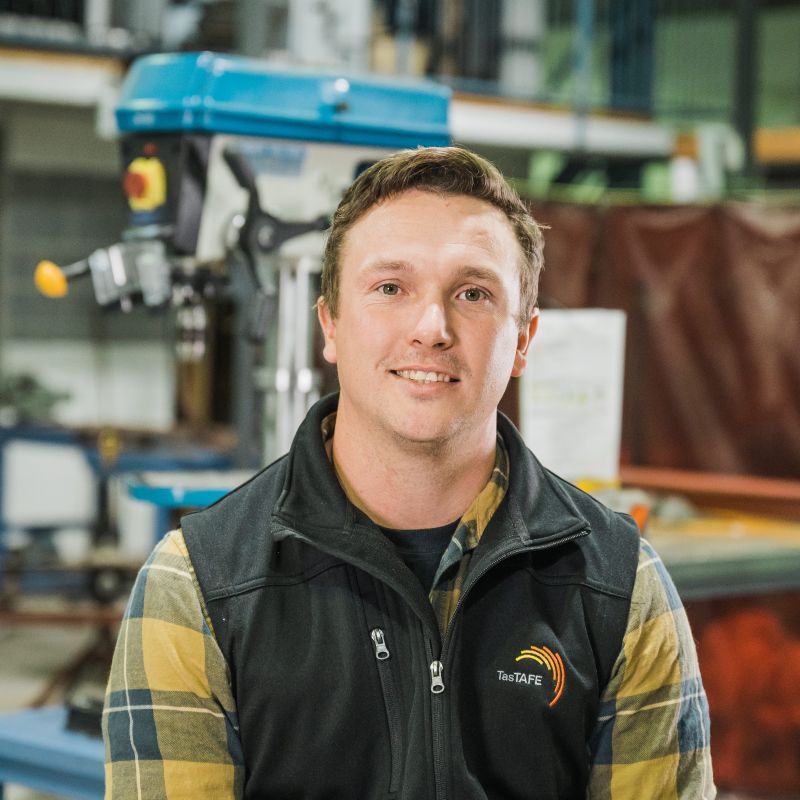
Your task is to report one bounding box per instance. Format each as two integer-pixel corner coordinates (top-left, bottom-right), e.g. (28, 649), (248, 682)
(1, 1), (799, 798)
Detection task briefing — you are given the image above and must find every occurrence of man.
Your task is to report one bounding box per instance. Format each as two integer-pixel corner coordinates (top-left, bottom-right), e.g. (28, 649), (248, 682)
(104, 147), (715, 798)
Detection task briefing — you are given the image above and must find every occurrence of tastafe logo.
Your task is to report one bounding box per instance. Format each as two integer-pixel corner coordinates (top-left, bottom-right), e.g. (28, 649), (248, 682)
(496, 645), (565, 707)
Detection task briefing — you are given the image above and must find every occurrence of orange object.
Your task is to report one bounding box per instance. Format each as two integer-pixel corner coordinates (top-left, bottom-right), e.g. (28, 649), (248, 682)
(628, 503), (650, 533)
(34, 260), (68, 298)
(687, 593), (800, 793)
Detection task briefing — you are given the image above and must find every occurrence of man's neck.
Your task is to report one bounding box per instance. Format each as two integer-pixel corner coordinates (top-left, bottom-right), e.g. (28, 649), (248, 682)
(329, 405), (497, 530)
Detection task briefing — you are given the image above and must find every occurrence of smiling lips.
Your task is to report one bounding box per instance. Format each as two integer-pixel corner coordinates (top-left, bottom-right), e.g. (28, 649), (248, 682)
(393, 369), (457, 384)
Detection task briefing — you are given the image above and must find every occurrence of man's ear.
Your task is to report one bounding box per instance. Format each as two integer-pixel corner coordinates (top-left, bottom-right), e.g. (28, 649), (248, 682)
(511, 309), (539, 378)
(317, 296), (338, 365)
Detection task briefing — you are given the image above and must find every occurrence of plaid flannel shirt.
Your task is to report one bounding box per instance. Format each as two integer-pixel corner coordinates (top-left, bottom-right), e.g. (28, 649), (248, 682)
(103, 438), (714, 798)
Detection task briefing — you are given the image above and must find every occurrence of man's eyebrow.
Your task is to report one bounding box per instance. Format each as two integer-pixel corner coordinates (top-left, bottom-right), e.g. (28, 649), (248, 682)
(455, 266), (504, 285)
(359, 262), (503, 285)
(358, 260), (414, 277)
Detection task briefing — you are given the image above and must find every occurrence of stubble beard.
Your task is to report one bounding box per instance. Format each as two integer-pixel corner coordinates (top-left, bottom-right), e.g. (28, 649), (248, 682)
(379, 398), (495, 463)
(386, 420), (459, 460)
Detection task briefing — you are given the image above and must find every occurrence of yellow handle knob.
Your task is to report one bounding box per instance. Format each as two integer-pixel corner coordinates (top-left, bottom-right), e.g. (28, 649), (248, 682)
(34, 260), (69, 298)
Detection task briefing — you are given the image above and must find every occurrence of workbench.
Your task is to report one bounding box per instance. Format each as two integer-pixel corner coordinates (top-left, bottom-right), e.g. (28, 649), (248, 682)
(621, 464), (800, 598)
(646, 512), (800, 599)
(0, 424), (233, 595)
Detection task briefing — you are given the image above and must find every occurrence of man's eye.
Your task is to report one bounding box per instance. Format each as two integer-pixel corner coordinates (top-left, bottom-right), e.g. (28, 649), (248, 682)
(461, 287), (485, 302)
(379, 283), (400, 296)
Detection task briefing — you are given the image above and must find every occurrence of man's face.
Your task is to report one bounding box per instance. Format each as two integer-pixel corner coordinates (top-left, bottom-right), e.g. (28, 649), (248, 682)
(318, 189), (538, 449)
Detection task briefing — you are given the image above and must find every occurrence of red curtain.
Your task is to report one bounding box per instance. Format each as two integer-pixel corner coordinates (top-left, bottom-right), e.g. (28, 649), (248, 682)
(528, 201), (800, 479)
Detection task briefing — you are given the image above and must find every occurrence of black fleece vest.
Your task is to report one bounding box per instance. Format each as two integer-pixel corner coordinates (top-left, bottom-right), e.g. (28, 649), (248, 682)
(183, 394), (640, 800)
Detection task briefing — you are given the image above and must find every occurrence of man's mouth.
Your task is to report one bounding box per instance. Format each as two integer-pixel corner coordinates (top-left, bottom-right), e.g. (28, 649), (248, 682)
(392, 369), (458, 384)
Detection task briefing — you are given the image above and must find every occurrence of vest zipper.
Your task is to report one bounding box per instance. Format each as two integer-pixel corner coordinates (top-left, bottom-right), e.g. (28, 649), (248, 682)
(370, 628), (403, 794)
(427, 641), (447, 800)
(275, 521), (591, 800)
(429, 660), (445, 693)
(371, 628), (390, 660)
(426, 527), (591, 800)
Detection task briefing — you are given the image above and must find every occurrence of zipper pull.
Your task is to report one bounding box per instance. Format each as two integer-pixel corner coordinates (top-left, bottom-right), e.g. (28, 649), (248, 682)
(370, 628), (390, 660)
(430, 660), (445, 694)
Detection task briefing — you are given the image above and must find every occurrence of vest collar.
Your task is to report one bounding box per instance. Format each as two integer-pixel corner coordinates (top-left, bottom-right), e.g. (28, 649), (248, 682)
(273, 393), (589, 549)
(271, 393), (590, 643)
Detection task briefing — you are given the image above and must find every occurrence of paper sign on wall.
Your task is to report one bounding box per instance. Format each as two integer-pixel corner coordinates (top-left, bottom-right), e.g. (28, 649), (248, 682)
(519, 309), (626, 485)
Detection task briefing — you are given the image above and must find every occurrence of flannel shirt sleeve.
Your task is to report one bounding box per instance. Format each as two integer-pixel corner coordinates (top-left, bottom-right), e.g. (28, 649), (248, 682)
(587, 537), (716, 799)
(103, 529), (244, 799)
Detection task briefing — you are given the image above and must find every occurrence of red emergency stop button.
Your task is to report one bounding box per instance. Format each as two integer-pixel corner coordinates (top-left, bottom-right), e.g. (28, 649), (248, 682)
(123, 170), (147, 199)
(124, 157), (167, 212)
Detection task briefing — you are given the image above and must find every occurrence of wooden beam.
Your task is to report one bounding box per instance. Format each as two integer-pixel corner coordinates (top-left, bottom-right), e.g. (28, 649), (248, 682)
(620, 465), (800, 521)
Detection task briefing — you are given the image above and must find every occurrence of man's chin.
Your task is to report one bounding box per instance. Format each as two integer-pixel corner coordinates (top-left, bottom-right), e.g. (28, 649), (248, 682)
(384, 418), (460, 453)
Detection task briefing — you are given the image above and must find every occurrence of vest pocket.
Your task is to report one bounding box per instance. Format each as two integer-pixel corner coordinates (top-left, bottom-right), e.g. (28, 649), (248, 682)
(370, 628), (403, 794)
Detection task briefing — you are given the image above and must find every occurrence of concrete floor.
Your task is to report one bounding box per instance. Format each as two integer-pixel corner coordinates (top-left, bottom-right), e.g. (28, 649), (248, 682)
(0, 597), (794, 800)
(0, 597), (106, 800)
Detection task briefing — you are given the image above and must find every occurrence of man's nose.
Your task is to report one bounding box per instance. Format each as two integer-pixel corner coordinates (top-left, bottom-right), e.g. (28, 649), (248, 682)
(410, 300), (453, 349)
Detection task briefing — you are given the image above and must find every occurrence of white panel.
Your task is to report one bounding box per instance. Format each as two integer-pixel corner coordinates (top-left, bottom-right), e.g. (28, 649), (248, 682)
(1, 340), (175, 430)
(519, 309), (626, 484)
(3, 440), (95, 526)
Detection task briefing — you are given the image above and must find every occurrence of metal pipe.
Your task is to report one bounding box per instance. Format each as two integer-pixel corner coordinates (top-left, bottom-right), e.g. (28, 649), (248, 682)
(574, 0), (595, 151)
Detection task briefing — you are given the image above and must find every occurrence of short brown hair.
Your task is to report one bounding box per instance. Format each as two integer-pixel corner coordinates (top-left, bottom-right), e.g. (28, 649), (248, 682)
(321, 146), (544, 327)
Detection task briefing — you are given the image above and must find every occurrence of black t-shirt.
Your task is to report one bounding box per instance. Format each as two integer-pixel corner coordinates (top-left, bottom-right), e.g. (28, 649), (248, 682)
(379, 519), (459, 593)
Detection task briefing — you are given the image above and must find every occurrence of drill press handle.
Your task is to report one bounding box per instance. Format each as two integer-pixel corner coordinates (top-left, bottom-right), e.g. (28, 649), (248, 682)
(222, 146), (258, 196)
(222, 144), (329, 259)
(34, 258), (90, 298)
